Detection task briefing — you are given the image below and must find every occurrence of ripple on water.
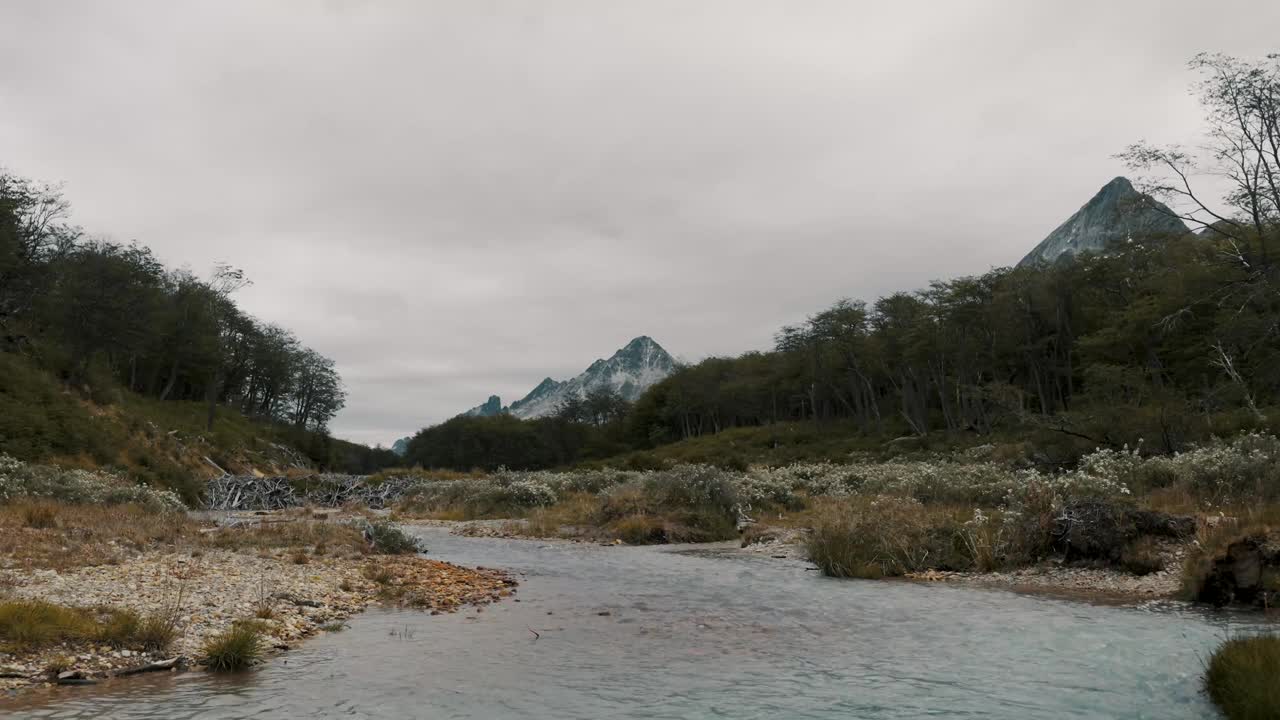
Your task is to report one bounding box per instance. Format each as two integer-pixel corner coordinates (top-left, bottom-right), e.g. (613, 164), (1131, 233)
(3, 528), (1273, 719)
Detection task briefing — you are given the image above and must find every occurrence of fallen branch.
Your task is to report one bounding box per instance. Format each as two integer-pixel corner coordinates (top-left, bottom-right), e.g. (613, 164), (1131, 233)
(112, 657), (187, 677)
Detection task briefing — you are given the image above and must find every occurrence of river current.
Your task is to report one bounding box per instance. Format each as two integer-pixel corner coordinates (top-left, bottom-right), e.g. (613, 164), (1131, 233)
(4, 526), (1271, 719)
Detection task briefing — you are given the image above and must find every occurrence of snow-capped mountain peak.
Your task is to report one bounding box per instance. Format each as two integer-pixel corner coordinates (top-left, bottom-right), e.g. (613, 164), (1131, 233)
(460, 336), (676, 420)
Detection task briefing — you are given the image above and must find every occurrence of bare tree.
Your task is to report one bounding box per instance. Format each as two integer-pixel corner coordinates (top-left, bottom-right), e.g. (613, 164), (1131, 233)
(1119, 53), (1280, 270)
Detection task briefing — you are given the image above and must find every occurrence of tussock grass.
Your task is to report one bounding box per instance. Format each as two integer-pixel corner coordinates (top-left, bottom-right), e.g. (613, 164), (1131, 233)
(0, 600), (177, 654)
(0, 600), (98, 651)
(200, 621), (264, 671)
(1205, 635), (1280, 720)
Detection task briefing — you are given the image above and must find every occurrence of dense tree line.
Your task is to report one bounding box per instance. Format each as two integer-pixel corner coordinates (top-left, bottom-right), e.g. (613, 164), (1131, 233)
(631, 235), (1276, 453)
(403, 54), (1280, 470)
(0, 172), (347, 433)
(403, 391), (632, 471)
(631, 53), (1280, 454)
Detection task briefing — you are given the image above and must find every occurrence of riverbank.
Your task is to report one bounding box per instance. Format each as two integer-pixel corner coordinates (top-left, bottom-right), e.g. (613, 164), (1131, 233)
(0, 508), (514, 699)
(424, 515), (1193, 605)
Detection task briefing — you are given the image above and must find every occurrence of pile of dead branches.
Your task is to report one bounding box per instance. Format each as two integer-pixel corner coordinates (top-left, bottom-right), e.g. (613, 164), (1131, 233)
(202, 474), (416, 511)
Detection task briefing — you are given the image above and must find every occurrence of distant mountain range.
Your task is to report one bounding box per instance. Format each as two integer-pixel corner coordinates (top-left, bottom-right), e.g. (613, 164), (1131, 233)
(391, 179), (1189, 456)
(389, 336), (675, 455)
(465, 336), (675, 419)
(1018, 176), (1190, 267)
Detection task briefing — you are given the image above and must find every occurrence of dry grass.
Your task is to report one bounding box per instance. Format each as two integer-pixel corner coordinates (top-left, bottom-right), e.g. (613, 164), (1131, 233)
(362, 563), (395, 585)
(520, 492), (600, 538)
(0, 500), (394, 572)
(806, 498), (975, 578)
(203, 518), (367, 556)
(609, 514), (668, 544)
(0, 501), (199, 570)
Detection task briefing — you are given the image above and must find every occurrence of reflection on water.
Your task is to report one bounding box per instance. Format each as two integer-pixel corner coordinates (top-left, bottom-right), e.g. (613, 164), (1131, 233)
(3, 528), (1271, 719)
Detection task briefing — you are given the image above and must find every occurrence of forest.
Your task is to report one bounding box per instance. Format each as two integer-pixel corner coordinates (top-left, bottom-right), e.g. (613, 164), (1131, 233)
(0, 169), (397, 481)
(405, 53), (1280, 471)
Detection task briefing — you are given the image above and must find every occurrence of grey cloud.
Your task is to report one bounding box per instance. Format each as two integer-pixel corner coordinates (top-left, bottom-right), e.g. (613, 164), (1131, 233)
(3, 0), (1278, 445)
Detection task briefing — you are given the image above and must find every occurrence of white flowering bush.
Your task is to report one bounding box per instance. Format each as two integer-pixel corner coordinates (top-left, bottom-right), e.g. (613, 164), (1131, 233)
(0, 454), (186, 512)
(394, 433), (1278, 522)
(1146, 433), (1280, 503)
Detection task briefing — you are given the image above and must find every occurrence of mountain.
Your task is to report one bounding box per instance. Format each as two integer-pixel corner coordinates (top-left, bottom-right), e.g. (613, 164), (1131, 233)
(1018, 177), (1190, 267)
(509, 336), (676, 419)
(457, 336), (676, 421)
(463, 395), (503, 418)
(390, 437), (410, 457)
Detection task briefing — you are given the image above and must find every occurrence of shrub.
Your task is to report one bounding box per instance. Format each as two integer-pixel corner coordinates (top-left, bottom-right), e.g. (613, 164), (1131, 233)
(362, 521), (423, 555)
(200, 621), (264, 671)
(0, 454), (186, 512)
(1205, 634), (1280, 720)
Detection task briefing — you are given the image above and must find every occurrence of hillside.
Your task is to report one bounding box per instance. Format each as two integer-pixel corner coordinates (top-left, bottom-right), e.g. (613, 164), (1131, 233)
(0, 338), (390, 504)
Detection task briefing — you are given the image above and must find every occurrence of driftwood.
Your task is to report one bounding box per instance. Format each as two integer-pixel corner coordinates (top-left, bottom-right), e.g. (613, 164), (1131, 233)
(56, 670), (97, 685)
(112, 657), (187, 677)
(203, 474), (416, 511)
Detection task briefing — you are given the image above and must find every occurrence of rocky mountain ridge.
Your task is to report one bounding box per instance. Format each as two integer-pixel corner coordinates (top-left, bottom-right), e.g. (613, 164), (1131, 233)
(390, 336), (675, 455)
(1018, 176), (1190, 266)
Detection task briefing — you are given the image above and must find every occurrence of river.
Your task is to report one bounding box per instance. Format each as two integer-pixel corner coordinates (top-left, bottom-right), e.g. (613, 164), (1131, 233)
(4, 526), (1271, 719)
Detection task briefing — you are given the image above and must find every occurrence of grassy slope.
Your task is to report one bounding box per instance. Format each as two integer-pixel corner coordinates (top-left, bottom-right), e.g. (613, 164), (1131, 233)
(0, 352), (317, 500)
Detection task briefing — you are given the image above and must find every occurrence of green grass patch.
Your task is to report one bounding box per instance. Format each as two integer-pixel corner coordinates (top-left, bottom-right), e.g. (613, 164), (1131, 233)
(1205, 634), (1280, 720)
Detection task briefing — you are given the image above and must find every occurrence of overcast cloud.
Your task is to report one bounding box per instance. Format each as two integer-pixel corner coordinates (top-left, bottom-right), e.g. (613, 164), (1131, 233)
(2, 1), (1277, 445)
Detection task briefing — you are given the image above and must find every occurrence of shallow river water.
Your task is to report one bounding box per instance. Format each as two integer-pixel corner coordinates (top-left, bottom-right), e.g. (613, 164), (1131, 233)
(4, 527), (1273, 719)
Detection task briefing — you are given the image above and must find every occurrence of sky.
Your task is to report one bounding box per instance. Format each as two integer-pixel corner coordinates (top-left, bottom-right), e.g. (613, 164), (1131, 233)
(2, 1), (1277, 446)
